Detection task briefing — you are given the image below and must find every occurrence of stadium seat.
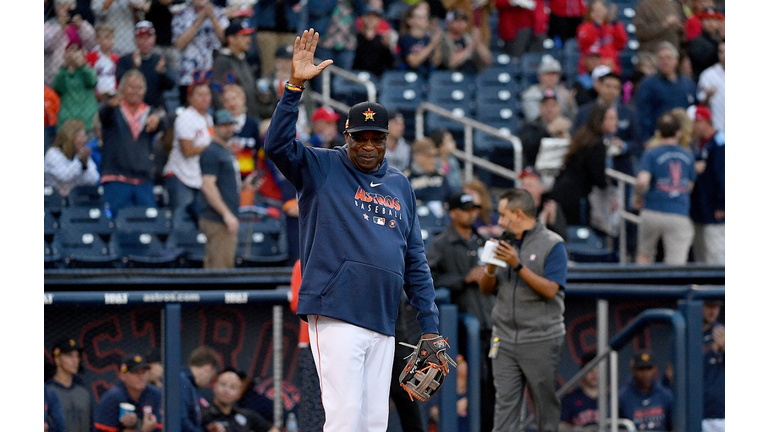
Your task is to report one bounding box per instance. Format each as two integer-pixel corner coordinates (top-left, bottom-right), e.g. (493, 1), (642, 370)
(473, 130), (519, 189)
(420, 227), (442, 251)
(45, 210), (59, 243)
(618, 50), (637, 82)
(378, 70), (428, 142)
(59, 206), (116, 243)
(566, 226), (617, 263)
(172, 209), (198, 232)
(473, 100), (520, 138)
(520, 52), (545, 84)
(166, 229), (207, 268)
(44, 186), (67, 216)
(67, 185), (104, 208)
(45, 238), (62, 269)
(236, 211), (289, 267)
(424, 85), (474, 139)
(112, 231), (184, 268)
(331, 71), (379, 106)
(416, 204), (448, 235)
(114, 206), (174, 239)
(56, 230), (119, 269)
(474, 66), (520, 93)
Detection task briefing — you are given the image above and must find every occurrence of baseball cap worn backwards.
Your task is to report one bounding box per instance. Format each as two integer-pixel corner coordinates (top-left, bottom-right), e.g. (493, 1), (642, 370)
(345, 101), (389, 133)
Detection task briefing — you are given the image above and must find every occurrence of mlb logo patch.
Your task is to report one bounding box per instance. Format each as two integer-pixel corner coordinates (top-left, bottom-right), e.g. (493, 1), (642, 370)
(373, 216), (385, 226)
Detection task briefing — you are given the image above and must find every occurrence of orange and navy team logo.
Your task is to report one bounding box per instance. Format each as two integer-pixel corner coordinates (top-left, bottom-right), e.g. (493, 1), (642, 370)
(363, 108), (376, 121)
(354, 186), (403, 224)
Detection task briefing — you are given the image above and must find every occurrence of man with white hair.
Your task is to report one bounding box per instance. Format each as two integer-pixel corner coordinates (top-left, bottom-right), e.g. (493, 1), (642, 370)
(635, 42), (697, 142)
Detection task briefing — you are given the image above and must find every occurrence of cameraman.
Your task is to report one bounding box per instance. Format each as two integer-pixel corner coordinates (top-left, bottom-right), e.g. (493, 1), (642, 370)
(479, 188), (568, 432)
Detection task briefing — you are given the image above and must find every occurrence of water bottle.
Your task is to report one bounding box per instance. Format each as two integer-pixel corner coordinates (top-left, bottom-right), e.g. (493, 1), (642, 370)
(285, 412), (298, 432)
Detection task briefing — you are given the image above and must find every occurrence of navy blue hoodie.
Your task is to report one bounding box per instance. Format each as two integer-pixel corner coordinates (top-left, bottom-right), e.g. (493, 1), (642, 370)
(690, 131), (725, 225)
(264, 89), (439, 336)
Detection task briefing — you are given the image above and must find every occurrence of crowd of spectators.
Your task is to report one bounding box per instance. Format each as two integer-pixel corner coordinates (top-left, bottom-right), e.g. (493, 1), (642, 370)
(44, 3), (725, 431)
(44, 0), (725, 271)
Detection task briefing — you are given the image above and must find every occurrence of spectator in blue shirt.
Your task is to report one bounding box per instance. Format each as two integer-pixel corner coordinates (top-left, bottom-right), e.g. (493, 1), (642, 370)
(618, 351), (673, 431)
(635, 42), (697, 142)
(633, 111), (696, 265)
(181, 346), (221, 432)
(94, 353), (162, 432)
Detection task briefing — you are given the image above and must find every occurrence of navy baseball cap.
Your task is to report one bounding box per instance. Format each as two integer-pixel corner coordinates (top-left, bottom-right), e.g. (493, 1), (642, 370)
(345, 101), (389, 133)
(52, 337), (83, 357)
(632, 351), (655, 369)
(120, 353), (151, 373)
(213, 109), (236, 126)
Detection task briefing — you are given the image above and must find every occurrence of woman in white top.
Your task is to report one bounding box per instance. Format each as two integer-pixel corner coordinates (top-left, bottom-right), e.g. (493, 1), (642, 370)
(44, 118), (100, 197)
(163, 82), (212, 216)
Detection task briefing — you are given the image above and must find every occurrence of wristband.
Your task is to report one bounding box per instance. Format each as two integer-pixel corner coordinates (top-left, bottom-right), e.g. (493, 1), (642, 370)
(512, 263), (523, 273)
(285, 82), (305, 92)
(484, 268), (497, 277)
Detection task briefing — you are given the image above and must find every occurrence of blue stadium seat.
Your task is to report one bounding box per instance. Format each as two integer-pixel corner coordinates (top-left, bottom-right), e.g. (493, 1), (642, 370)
(425, 83), (474, 137)
(59, 206), (115, 242)
(619, 50), (637, 82)
(473, 130), (519, 189)
(236, 211), (289, 267)
(166, 229), (207, 268)
(57, 230), (119, 269)
(45, 239), (61, 269)
(429, 70), (474, 90)
(45, 210), (59, 243)
(112, 231), (183, 268)
(67, 185), (104, 208)
(172, 208), (198, 232)
(332, 71), (380, 106)
(520, 52), (545, 84)
(474, 66), (520, 93)
(44, 186), (67, 216)
(378, 70), (428, 142)
(566, 226), (618, 263)
(561, 50), (580, 82)
(416, 204), (448, 234)
(114, 206), (174, 238)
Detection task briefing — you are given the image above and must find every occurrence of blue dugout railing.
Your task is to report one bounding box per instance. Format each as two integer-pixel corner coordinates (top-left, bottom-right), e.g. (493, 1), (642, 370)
(451, 283), (724, 432)
(45, 275), (724, 432)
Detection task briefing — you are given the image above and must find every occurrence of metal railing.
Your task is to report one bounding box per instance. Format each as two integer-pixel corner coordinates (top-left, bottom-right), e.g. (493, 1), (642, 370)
(319, 64), (378, 104)
(414, 101), (523, 184)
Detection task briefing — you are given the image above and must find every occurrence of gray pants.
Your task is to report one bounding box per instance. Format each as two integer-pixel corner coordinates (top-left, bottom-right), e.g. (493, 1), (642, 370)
(491, 336), (564, 432)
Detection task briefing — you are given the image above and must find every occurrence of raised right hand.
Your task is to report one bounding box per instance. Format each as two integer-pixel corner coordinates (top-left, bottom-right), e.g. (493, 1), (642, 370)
(289, 29), (333, 85)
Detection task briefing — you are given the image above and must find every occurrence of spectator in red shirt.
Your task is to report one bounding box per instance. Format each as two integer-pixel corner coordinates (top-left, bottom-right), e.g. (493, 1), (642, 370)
(575, 0), (628, 76)
(494, 0), (548, 58)
(685, 0), (715, 42)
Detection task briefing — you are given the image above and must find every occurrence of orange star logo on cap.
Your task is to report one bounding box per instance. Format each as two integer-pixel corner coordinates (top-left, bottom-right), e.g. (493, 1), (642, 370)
(363, 108), (376, 121)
